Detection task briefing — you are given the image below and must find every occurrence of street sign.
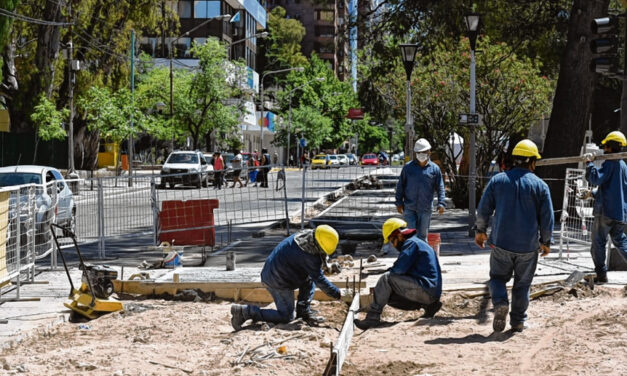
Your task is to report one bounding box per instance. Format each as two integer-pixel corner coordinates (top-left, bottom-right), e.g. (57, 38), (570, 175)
(458, 113), (480, 125)
(346, 108), (364, 119)
(300, 138), (307, 147)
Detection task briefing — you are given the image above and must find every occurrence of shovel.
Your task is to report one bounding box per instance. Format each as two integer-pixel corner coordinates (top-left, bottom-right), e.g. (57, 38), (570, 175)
(530, 271), (585, 300)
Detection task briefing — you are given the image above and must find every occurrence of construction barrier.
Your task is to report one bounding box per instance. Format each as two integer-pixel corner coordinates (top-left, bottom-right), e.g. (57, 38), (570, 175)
(159, 199), (219, 246)
(559, 168), (594, 258)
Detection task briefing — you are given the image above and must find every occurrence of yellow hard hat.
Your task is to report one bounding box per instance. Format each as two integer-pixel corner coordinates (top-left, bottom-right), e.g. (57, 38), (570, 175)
(511, 139), (541, 159)
(382, 218), (407, 244)
(314, 225), (339, 255)
(601, 131), (627, 147)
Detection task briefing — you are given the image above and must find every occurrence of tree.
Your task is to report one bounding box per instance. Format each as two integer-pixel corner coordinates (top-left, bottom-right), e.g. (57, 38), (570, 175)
(262, 6), (307, 72)
(30, 94), (68, 162)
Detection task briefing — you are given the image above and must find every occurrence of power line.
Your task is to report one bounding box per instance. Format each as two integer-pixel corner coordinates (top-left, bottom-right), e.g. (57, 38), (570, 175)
(0, 7), (73, 27)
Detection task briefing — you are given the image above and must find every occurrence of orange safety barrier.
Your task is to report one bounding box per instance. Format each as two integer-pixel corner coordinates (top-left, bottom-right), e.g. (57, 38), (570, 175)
(159, 199), (219, 246)
(121, 154), (129, 171)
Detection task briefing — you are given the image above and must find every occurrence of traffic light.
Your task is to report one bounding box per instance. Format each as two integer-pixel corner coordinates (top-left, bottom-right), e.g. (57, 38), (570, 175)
(590, 16), (620, 74)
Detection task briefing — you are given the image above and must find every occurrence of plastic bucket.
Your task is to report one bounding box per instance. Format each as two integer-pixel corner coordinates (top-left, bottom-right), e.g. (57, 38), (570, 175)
(427, 233), (441, 257)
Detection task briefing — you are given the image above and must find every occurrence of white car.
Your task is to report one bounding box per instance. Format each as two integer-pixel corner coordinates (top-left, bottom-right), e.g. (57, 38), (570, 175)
(160, 151), (210, 189)
(337, 154), (350, 165)
(0, 165), (76, 235)
(327, 155), (341, 168)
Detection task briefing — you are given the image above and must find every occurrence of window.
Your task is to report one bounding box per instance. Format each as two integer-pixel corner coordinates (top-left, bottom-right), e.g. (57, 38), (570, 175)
(316, 10), (334, 22)
(194, 1), (221, 18)
(178, 0), (192, 18)
(315, 26), (335, 38)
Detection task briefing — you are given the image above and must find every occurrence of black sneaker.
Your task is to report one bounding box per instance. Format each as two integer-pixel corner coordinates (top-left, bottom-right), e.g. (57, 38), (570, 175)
(594, 274), (608, 284)
(296, 310), (325, 325)
(493, 305), (509, 333)
(423, 300), (442, 318)
(354, 311), (381, 330)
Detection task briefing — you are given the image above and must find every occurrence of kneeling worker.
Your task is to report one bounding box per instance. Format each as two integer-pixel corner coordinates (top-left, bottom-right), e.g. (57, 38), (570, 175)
(231, 225), (351, 330)
(354, 218), (443, 330)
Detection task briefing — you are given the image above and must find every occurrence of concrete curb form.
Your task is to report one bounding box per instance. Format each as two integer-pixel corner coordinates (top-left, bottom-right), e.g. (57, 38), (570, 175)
(323, 292), (360, 376)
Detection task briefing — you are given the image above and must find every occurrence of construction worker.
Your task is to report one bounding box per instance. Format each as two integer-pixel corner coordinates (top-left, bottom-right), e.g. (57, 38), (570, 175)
(395, 138), (446, 240)
(475, 139), (554, 333)
(583, 131), (627, 284)
(354, 218), (443, 330)
(231, 225), (351, 330)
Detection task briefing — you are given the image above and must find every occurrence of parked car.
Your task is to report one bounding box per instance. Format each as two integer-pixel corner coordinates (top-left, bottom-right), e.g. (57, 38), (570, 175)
(0, 165), (76, 235)
(337, 154), (350, 165)
(328, 154), (341, 168)
(360, 153), (379, 166)
(346, 153), (358, 165)
(160, 151), (210, 189)
(311, 154), (330, 170)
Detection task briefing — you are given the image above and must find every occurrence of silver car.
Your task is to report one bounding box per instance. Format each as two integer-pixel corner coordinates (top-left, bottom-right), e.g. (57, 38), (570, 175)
(0, 165), (76, 235)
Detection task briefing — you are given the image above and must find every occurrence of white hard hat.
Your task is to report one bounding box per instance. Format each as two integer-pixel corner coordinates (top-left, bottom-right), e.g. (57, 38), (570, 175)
(414, 138), (431, 152)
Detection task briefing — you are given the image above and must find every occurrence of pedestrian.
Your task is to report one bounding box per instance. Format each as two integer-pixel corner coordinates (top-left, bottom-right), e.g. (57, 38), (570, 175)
(395, 138), (446, 240)
(259, 148), (271, 188)
(474, 139), (554, 333)
(354, 218), (443, 330)
(230, 225), (352, 330)
(249, 152), (260, 187)
(212, 151), (224, 190)
(583, 131), (627, 284)
(230, 149), (245, 188)
(272, 151), (279, 165)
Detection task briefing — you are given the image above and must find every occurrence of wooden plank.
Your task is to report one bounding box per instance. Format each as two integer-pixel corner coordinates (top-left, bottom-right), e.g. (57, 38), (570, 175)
(332, 293), (360, 376)
(536, 151), (627, 167)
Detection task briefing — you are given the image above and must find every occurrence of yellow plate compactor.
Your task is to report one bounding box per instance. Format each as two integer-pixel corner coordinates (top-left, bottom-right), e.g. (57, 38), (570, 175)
(50, 224), (123, 320)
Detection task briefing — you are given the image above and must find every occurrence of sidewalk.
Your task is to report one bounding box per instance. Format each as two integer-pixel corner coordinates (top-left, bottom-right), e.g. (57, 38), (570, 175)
(1, 210), (625, 349)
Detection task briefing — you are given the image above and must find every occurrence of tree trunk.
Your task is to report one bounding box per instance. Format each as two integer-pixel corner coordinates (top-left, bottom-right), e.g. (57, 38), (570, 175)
(536, 0), (610, 211)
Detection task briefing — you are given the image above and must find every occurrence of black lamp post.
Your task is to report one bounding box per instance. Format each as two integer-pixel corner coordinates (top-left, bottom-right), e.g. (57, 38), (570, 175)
(399, 43), (418, 162)
(464, 13), (480, 236)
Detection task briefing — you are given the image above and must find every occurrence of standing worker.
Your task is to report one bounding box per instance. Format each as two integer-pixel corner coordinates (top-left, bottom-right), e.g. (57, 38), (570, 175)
(354, 218), (443, 330)
(231, 225), (352, 330)
(475, 139), (554, 333)
(583, 131), (627, 284)
(395, 138), (446, 240)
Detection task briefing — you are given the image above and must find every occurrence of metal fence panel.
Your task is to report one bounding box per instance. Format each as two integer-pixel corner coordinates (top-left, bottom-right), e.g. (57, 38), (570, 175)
(559, 168), (594, 257)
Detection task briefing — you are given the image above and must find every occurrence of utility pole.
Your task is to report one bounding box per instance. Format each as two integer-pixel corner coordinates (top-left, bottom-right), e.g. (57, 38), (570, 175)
(66, 0), (79, 191)
(128, 29), (135, 187)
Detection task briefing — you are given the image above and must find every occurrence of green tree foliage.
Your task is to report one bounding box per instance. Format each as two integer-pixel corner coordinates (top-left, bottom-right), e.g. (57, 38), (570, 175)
(365, 36), (552, 197)
(0, 0), (19, 83)
(273, 55), (358, 151)
(30, 94), (67, 141)
(263, 6), (307, 71)
(135, 38), (244, 150)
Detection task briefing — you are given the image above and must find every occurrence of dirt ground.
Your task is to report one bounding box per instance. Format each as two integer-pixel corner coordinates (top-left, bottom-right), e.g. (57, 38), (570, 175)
(0, 284), (625, 376)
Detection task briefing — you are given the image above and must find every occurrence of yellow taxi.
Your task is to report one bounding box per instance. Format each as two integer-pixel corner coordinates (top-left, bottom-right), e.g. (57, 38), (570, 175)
(311, 154), (330, 169)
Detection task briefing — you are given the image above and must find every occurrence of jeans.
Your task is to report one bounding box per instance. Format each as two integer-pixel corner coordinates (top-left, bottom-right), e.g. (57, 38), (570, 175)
(247, 278), (315, 323)
(489, 246), (538, 326)
(403, 209), (432, 240)
(369, 272), (436, 315)
(590, 215), (627, 275)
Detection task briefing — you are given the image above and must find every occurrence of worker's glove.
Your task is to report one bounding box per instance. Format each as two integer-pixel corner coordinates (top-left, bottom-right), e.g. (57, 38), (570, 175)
(539, 244), (550, 257)
(474, 232), (488, 249)
(396, 205), (404, 214)
(437, 206), (445, 215)
(583, 153), (594, 163)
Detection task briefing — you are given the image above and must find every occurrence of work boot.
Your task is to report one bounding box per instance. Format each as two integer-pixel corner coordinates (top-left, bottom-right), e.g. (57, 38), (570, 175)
(422, 300), (442, 318)
(296, 309), (325, 325)
(510, 322), (527, 333)
(231, 304), (248, 331)
(492, 304), (509, 333)
(354, 311), (381, 330)
(594, 273), (608, 284)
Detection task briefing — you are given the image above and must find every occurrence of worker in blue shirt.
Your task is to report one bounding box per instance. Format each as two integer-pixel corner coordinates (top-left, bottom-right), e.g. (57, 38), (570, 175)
(475, 139), (553, 333)
(395, 138), (446, 240)
(354, 218), (443, 330)
(583, 131), (627, 284)
(230, 225), (351, 330)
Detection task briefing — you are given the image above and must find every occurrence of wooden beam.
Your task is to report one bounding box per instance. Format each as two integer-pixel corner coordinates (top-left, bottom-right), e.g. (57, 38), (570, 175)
(536, 151), (627, 167)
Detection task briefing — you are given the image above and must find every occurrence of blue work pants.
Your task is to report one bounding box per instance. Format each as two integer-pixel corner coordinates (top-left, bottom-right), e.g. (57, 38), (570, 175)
(590, 215), (627, 275)
(403, 209), (432, 240)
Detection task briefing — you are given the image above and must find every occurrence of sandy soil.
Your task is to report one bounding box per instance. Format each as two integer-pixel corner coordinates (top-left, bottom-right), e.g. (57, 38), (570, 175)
(0, 284), (625, 376)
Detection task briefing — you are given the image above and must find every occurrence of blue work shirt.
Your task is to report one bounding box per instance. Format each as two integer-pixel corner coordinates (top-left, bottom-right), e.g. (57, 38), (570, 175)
(395, 160), (446, 213)
(586, 160), (627, 222)
(475, 167), (554, 253)
(390, 235), (442, 299)
(261, 234), (341, 299)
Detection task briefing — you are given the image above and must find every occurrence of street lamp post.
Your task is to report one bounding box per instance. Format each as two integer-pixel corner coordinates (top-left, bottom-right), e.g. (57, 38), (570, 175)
(399, 44), (418, 163)
(169, 14), (231, 151)
(465, 13), (480, 237)
(260, 67), (305, 151)
(286, 77), (325, 166)
(227, 31), (268, 60)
